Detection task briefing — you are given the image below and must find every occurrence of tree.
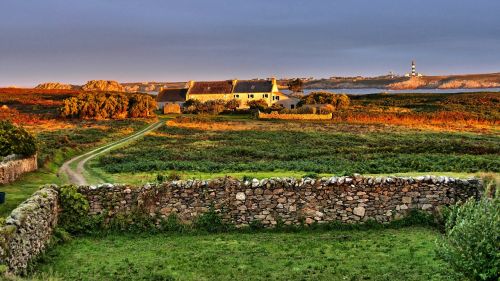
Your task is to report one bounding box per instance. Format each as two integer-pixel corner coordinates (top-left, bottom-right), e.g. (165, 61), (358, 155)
(0, 121), (37, 157)
(287, 78), (304, 93)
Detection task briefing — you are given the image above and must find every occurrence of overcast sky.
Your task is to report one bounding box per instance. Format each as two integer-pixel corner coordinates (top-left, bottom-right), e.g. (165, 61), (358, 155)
(1, 0), (499, 86)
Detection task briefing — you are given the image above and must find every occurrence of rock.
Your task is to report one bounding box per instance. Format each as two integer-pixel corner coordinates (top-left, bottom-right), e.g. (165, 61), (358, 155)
(422, 204), (433, 210)
(35, 82), (73, 90)
(402, 197), (412, 204)
(81, 80), (124, 92)
(353, 207), (365, 217)
(235, 192), (246, 201)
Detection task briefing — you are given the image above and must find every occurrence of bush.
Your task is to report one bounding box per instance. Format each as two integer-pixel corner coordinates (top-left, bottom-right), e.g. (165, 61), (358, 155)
(298, 92), (350, 110)
(194, 205), (230, 233)
(247, 99), (269, 111)
(183, 99), (238, 115)
(58, 185), (91, 234)
(0, 120), (37, 157)
(436, 195), (499, 280)
(60, 92), (156, 119)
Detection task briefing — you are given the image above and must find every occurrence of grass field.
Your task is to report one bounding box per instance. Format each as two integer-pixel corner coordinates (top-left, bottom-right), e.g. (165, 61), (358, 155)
(29, 227), (461, 281)
(93, 116), (499, 182)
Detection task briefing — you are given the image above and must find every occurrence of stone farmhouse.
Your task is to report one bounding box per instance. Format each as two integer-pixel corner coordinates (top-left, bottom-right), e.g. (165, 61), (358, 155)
(156, 78), (299, 111)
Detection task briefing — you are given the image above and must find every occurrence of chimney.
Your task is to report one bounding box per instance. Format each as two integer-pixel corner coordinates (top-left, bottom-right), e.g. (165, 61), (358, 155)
(270, 77), (277, 85)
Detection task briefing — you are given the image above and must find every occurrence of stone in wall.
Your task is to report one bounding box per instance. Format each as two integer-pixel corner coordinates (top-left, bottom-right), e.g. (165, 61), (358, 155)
(0, 186), (59, 274)
(78, 176), (481, 228)
(0, 155), (38, 185)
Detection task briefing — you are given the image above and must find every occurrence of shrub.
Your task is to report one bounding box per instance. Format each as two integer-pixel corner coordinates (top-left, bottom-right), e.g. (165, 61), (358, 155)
(60, 92), (155, 119)
(0, 120), (37, 157)
(194, 205), (230, 233)
(436, 195), (499, 280)
(58, 185), (91, 234)
(247, 99), (269, 111)
(298, 92), (350, 110)
(225, 99), (241, 111)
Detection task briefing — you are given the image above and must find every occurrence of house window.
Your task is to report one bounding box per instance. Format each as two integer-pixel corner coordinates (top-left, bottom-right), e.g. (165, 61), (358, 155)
(263, 94), (269, 98)
(234, 94), (240, 98)
(273, 95), (280, 101)
(248, 94), (254, 99)
(291, 104), (295, 109)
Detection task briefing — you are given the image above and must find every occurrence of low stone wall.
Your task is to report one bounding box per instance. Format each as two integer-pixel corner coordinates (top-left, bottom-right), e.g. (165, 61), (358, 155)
(0, 154), (38, 185)
(80, 176), (481, 227)
(0, 187), (59, 274)
(258, 112), (332, 120)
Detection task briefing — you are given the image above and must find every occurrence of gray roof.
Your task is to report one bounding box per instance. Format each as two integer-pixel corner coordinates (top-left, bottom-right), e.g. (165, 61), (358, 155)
(233, 80), (273, 93)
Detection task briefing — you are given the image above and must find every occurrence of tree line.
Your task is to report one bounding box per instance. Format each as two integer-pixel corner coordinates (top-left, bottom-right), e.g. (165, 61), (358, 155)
(60, 92), (157, 119)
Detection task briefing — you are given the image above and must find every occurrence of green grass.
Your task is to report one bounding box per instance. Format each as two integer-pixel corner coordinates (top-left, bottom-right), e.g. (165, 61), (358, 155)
(30, 227), (461, 281)
(87, 167), (482, 186)
(94, 118), (500, 177)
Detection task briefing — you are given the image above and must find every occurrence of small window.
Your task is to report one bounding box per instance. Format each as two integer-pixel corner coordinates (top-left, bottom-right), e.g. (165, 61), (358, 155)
(263, 94), (269, 98)
(248, 94), (254, 99)
(273, 95), (280, 101)
(291, 104), (295, 109)
(234, 94), (240, 98)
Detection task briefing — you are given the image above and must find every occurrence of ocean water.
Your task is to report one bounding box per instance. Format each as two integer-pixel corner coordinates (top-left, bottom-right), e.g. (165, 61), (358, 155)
(299, 88), (500, 95)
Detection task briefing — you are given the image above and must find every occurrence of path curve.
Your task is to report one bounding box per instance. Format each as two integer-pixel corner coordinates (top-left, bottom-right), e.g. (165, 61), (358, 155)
(59, 120), (164, 185)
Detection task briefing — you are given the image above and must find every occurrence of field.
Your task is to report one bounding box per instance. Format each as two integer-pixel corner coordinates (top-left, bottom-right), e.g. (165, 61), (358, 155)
(29, 227), (462, 281)
(92, 114), (499, 183)
(1, 90), (499, 280)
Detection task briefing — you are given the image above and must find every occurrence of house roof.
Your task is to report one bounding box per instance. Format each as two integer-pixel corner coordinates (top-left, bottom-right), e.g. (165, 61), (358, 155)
(157, 88), (187, 102)
(233, 80), (273, 93)
(189, 81), (233, 95)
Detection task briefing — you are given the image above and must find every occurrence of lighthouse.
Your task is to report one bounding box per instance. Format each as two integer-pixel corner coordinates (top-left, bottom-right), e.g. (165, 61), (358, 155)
(405, 60), (423, 77)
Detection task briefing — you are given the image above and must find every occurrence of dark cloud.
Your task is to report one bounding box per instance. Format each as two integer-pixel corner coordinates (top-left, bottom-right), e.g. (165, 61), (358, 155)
(0, 0), (499, 86)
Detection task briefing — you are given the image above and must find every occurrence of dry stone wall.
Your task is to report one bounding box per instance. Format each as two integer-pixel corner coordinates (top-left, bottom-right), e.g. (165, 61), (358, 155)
(0, 187), (59, 274)
(0, 155), (38, 185)
(80, 176), (481, 227)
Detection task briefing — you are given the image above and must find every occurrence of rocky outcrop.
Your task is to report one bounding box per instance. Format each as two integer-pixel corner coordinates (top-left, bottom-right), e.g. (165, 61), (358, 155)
(34, 82), (73, 90)
(387, 77), (429, 90)
(82, 80), (124, 92)
(438, 80), (500, 89)
(80, 176), (481, 227)
(0, 154), (38, 185)
(0, 187), (59, 274)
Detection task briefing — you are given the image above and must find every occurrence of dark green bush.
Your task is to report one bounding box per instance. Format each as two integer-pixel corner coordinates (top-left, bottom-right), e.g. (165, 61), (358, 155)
(437, 196), (499, 281)
(0, 120), (37, 157)
(194, 205), (231, 233)
(58, 185), (91, 234)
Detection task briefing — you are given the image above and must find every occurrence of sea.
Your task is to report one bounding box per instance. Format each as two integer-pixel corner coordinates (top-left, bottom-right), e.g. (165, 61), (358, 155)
(298, 88), (500, 95)
(147, 88), (500, 96)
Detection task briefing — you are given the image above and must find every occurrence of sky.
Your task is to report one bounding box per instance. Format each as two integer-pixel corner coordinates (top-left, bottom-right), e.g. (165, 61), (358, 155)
(0, 0), (499, 86)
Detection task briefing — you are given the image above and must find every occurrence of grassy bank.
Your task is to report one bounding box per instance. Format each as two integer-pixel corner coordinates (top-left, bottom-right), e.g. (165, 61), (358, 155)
(29, 227), (460, 281)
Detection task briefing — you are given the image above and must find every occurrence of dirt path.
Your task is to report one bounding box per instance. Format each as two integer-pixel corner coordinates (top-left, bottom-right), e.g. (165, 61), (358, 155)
(59, 120), (164, 185)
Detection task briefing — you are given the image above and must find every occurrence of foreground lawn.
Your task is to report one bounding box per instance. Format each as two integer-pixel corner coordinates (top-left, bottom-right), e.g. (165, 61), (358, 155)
(32, 227), (461, 281)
